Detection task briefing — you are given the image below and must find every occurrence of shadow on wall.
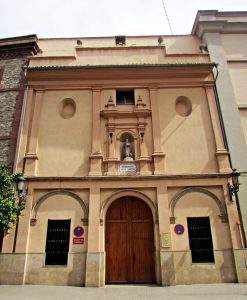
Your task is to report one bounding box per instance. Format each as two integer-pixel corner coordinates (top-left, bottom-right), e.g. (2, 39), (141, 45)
(219, 250), (238, 283)
(159, 88), (217, 173)
(160, 251), (175, 285)
(67, 253), (86, 286)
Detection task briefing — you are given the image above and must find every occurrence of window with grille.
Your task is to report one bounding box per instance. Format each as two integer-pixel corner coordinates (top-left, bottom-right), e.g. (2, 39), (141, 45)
(45, 219), (71, 266)
(187, 217), (214, 263)
(116, 90), (135, 105)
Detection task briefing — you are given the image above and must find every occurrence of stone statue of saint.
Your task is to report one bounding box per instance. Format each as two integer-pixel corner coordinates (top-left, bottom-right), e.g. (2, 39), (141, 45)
(122, 138), (134, 161)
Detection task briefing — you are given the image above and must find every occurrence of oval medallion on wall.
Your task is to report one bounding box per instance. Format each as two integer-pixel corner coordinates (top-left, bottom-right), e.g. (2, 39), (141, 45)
(175, 96), (192, 117)
(59, 98), (76, 119)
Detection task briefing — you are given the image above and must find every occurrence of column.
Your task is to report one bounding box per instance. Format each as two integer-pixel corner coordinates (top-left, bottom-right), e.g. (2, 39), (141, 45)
(89, 88), (103, 176)
(205, 86), (231, 173)
(149, 87), (165, 174)
(24, 89), (44, 176)
(157, 185), (175, 285)
(15, 88), (34, 173)
(85, 186), (102, 287)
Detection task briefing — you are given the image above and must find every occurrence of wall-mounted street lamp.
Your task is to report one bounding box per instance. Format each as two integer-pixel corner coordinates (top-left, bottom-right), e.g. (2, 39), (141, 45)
(16, 176), (27, 202)
(229, 169), (240, 197)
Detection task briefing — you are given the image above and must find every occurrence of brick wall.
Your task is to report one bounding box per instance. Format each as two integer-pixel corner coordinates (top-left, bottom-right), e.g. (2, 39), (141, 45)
(0, 58), (26, 167)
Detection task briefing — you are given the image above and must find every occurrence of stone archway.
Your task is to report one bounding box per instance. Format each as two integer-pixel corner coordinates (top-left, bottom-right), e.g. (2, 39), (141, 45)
(100, 189), (158, 224)
(105, 196), (156, 284)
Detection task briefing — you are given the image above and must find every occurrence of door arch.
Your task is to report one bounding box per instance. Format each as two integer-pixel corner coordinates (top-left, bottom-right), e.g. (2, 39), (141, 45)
(105, 196), (156, 284)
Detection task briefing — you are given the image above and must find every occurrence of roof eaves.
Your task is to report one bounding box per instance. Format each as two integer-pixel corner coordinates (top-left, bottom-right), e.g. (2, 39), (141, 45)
(28, 63), (216, 71)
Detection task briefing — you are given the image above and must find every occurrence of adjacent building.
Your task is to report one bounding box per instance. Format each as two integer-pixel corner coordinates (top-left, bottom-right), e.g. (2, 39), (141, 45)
(0, 35), (39, 169)
(0, 35), (39, 251)
(192, 10), (247, 243)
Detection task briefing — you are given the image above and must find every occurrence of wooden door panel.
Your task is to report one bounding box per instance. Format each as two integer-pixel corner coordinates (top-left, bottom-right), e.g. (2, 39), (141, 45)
(106, 221), (129, 283)
(106, 197), (155, 284)
(132, 222), (155, 283)
(130, 198), (152, 220)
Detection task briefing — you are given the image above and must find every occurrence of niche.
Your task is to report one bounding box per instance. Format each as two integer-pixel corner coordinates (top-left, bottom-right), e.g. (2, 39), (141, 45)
(175, 96), (192, 117)
(59, 98), (76, 119)
(120, 132), (135, 161)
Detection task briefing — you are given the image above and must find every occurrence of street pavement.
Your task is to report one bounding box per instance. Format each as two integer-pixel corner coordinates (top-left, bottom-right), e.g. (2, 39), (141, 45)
(0, 284), (247, 300)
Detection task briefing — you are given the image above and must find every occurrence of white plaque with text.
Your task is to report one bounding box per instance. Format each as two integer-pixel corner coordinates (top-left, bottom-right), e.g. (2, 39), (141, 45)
(119, 163), (137, 173)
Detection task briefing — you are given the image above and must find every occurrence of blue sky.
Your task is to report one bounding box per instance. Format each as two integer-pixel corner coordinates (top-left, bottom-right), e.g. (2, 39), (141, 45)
(1, 0), (247, 38)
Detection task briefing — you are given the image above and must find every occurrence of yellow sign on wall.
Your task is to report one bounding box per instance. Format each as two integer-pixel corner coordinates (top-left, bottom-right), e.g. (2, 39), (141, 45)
(160, 233), (171, 248)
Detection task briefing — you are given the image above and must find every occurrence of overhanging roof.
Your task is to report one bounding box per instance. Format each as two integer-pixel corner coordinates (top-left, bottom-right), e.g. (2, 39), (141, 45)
(28, 62), (216, 71)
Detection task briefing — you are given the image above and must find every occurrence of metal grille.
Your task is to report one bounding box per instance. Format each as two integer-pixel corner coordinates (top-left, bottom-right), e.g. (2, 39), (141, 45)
(187, 217), (214, 263)
(45, 219), (71, 265)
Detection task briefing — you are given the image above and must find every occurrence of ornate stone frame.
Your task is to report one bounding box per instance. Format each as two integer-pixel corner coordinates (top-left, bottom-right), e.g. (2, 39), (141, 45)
(169, 187), (228, 224)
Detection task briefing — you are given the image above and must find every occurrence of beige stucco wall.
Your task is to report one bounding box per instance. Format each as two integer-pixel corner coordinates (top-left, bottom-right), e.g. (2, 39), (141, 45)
(36, 35), (203, 56)
(158, 87), (217, 174)
(37, 90), (92, 176)
(29, 35), (209, 68)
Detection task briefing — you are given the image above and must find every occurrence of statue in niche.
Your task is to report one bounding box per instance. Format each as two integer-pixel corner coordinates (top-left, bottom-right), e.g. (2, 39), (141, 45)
(122, 138), (134, 161)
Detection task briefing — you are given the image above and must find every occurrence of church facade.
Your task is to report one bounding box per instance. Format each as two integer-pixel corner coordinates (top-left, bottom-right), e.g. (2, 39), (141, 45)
(0, 34), (246, 286)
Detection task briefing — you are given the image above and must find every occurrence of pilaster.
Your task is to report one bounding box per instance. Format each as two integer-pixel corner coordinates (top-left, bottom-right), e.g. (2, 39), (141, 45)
(24, 89), (44, 176)
(157, 185), (175, 285)
(205, 86), (231, 173)
(149, 87), (165, 174)
(85, 186), (102, 287)
(89, 88), (103, 176)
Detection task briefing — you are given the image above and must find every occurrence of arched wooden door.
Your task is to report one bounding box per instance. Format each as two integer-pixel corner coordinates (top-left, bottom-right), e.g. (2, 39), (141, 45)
(105, 197), (155, 284)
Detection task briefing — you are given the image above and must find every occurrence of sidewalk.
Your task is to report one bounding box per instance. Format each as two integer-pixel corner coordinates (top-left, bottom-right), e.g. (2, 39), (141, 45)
(0, 284), (247, 300)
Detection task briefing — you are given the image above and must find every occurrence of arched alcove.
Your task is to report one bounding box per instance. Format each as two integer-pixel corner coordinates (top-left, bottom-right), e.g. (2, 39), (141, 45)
(169, 187), (228, 224)
(120, 132), (135, 161)
(31, 189), (88, 225)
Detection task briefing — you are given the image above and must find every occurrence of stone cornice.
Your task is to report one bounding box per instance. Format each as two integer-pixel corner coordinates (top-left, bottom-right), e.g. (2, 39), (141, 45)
(0, 34), (40, 59)
(25, 173), (230, 182)
(192, 10), (247, 38)
(27, 63), (215, 86)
